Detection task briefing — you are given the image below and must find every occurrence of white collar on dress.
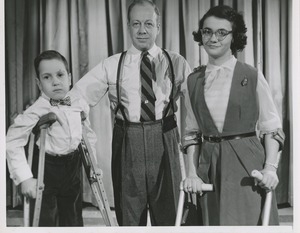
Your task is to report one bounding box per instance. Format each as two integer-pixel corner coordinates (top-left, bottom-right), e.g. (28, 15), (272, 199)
(206, 55), (237, 73)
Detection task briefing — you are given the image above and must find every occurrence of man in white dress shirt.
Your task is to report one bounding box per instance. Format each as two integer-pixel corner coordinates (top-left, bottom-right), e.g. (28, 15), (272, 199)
(71, 0), (194, 226)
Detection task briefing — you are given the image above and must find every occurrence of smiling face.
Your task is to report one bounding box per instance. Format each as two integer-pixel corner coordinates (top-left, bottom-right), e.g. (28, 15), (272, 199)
(128, 3), (160, 51)
(202, 16), (233, 63)
(36, 59), (71, 100)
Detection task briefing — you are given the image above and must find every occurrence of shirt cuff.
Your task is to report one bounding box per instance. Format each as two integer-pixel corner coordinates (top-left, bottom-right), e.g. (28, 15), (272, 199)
(11, 167), (33, 186)
(181, 131), (202, 154)
(259, 128), (285, 151)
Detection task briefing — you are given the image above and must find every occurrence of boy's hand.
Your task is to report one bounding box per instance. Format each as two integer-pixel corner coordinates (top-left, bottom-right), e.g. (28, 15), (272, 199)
(21, 178), (37, 199)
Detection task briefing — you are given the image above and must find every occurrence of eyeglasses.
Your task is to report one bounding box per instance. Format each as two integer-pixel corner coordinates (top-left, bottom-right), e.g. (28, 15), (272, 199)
(200, 28), (232, 41)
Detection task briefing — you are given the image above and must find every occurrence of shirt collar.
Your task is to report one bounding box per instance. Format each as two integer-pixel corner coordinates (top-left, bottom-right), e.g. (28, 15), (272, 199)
(41, 92), (50, 101)
(40, 92), (68, 101)
(206, 55), (237, 73)
(128, 43), (159, 58)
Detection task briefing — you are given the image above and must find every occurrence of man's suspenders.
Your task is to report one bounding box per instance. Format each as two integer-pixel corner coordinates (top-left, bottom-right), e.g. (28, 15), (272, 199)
(114, 49), (176, 121)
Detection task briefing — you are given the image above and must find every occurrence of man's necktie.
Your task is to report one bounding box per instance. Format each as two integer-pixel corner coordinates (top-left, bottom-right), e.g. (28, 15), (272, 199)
(50, 96), (71, 106)
(140, 52), (156, 122)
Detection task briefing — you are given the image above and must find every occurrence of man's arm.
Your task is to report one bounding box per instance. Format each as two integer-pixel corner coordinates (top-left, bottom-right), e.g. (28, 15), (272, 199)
(70, 58), (114, 107)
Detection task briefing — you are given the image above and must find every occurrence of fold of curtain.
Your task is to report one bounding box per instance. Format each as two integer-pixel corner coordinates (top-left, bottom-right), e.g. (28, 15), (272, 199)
(5, 0), (291, 208)
(5, 0), (40, 207)
(263, 0), (290, 204)
(81, 0), (112, 205)
(288, 0), (297, 207)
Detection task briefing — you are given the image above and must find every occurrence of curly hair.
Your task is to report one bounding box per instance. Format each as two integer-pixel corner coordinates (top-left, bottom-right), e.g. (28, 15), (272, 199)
(193, 5), (247, 54)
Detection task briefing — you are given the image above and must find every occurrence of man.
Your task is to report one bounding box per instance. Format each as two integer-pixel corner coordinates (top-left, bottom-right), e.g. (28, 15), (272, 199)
(71, 0), (194, 226)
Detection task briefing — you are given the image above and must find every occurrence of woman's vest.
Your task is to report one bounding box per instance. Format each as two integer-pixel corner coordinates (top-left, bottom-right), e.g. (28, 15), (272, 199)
(187, 61), (258, 136)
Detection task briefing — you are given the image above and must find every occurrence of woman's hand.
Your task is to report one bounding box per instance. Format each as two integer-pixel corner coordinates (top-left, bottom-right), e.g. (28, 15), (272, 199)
(182, 176), (204, 195)
(258, 166), (279, 191)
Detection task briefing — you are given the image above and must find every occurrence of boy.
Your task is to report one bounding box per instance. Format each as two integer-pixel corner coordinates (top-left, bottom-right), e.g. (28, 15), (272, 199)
(6, 50), (97, 226)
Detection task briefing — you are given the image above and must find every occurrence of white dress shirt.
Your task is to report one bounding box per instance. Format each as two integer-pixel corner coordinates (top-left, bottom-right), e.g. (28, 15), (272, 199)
(6, 92), (97, 185)
(71, 44), (193, 122)
(184, 56), (282, 139)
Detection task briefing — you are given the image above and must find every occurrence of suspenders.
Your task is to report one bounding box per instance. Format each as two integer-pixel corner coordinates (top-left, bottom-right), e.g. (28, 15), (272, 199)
(115, 48), (176, 122)
(114, 51), (127, 120)
(161, 48), (176, 118)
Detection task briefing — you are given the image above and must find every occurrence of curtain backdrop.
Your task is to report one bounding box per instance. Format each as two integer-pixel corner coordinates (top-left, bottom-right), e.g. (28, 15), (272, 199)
(5, 0), (292, 208)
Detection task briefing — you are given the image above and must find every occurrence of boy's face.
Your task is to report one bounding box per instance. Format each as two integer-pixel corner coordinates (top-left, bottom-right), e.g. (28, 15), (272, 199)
(36, 59), (71, 100)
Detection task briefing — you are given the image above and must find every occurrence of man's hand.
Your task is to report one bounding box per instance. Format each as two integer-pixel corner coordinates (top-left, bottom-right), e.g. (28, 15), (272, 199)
(21, 178), (37, 199)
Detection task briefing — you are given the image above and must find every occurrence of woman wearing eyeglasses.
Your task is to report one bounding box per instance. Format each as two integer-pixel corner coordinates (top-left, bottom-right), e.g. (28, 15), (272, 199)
(181, 5), (284, 225)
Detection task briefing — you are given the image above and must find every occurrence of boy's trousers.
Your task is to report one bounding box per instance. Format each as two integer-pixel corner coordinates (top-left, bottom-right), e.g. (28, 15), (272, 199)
(31, 147), (83, 226)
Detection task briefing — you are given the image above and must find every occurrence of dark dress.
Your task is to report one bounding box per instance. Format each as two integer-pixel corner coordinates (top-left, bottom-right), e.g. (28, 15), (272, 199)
(187, 61), (279, 225)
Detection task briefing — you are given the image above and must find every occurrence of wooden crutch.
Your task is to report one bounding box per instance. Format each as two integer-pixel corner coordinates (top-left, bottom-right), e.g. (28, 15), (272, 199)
(251, 170), (273, 226)
(175, 147), (213, 226)
(79, 112), (117, 226)
(24, 112), (58, 227)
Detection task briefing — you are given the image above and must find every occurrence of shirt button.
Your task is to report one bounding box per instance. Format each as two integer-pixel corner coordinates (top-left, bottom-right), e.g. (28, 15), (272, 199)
(145, 100), (149, 104)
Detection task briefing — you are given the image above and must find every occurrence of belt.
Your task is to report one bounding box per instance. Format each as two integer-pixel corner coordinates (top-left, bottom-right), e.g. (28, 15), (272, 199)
(45, 148), (80, 160)
(203, 132), (256, 143)
(115, 114), (177, 133)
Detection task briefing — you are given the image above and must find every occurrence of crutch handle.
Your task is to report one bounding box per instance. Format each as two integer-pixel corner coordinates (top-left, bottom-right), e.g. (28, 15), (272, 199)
(175, 181), (213, 226)
(251, 170), (263, 181)
(179, 181), (214, 192)
(251, 170), (272, 226)
(32, 112), (58, 134)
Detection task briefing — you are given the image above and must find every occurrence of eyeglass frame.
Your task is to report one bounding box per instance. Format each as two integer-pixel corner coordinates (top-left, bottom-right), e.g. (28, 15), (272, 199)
(200, 28), (233, 41)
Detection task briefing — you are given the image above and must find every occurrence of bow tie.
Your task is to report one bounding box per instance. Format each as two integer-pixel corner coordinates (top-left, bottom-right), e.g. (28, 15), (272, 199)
(50, 96), (71, 106)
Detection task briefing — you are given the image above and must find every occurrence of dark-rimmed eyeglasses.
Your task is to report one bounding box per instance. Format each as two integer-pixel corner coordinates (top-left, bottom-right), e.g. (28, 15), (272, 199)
(200, 28), (232, 41)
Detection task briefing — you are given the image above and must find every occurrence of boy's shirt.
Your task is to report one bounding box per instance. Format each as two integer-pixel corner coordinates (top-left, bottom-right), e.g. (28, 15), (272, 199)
(6, 92), (97, 186)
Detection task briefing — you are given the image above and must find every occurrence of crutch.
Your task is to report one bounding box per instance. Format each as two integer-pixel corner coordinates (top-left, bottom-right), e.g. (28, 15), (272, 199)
(251, 170), (273, 226)
(175, 146), (213, 226)
(79, 113), (117, 226)
(24, 112), (58, 226)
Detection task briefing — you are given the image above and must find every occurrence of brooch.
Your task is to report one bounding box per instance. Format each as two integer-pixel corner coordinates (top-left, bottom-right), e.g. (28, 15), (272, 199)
(241, 77), (248, 86)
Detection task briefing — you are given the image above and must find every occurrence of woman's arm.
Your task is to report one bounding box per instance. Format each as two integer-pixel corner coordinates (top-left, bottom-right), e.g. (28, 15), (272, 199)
(182, 144), (204, 195)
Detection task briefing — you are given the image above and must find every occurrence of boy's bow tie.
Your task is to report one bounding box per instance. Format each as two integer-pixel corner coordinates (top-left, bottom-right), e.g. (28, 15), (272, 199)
(50, 96), (71, 106)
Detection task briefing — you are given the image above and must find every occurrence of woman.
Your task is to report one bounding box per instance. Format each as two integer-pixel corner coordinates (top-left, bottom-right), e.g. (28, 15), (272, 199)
(182, 5), (284, 225)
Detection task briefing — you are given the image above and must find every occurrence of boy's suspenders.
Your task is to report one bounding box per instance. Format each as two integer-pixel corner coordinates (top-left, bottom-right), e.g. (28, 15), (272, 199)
(115, 48), (176, 122)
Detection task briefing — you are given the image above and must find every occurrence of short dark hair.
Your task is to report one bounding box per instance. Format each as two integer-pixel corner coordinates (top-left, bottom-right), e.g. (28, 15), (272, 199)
(127, 0), (160, 25)
(34, 50), (69, 78)
(193, 5), (247, 54)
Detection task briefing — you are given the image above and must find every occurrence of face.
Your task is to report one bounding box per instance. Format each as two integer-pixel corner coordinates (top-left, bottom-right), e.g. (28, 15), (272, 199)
(202, 16), (233, 61)
(128, 3), (160, 51)
(36, 59), (71, 100)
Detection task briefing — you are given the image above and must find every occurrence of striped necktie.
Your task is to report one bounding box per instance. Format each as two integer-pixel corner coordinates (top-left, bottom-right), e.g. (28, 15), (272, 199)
(140, 52), (156, 122)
